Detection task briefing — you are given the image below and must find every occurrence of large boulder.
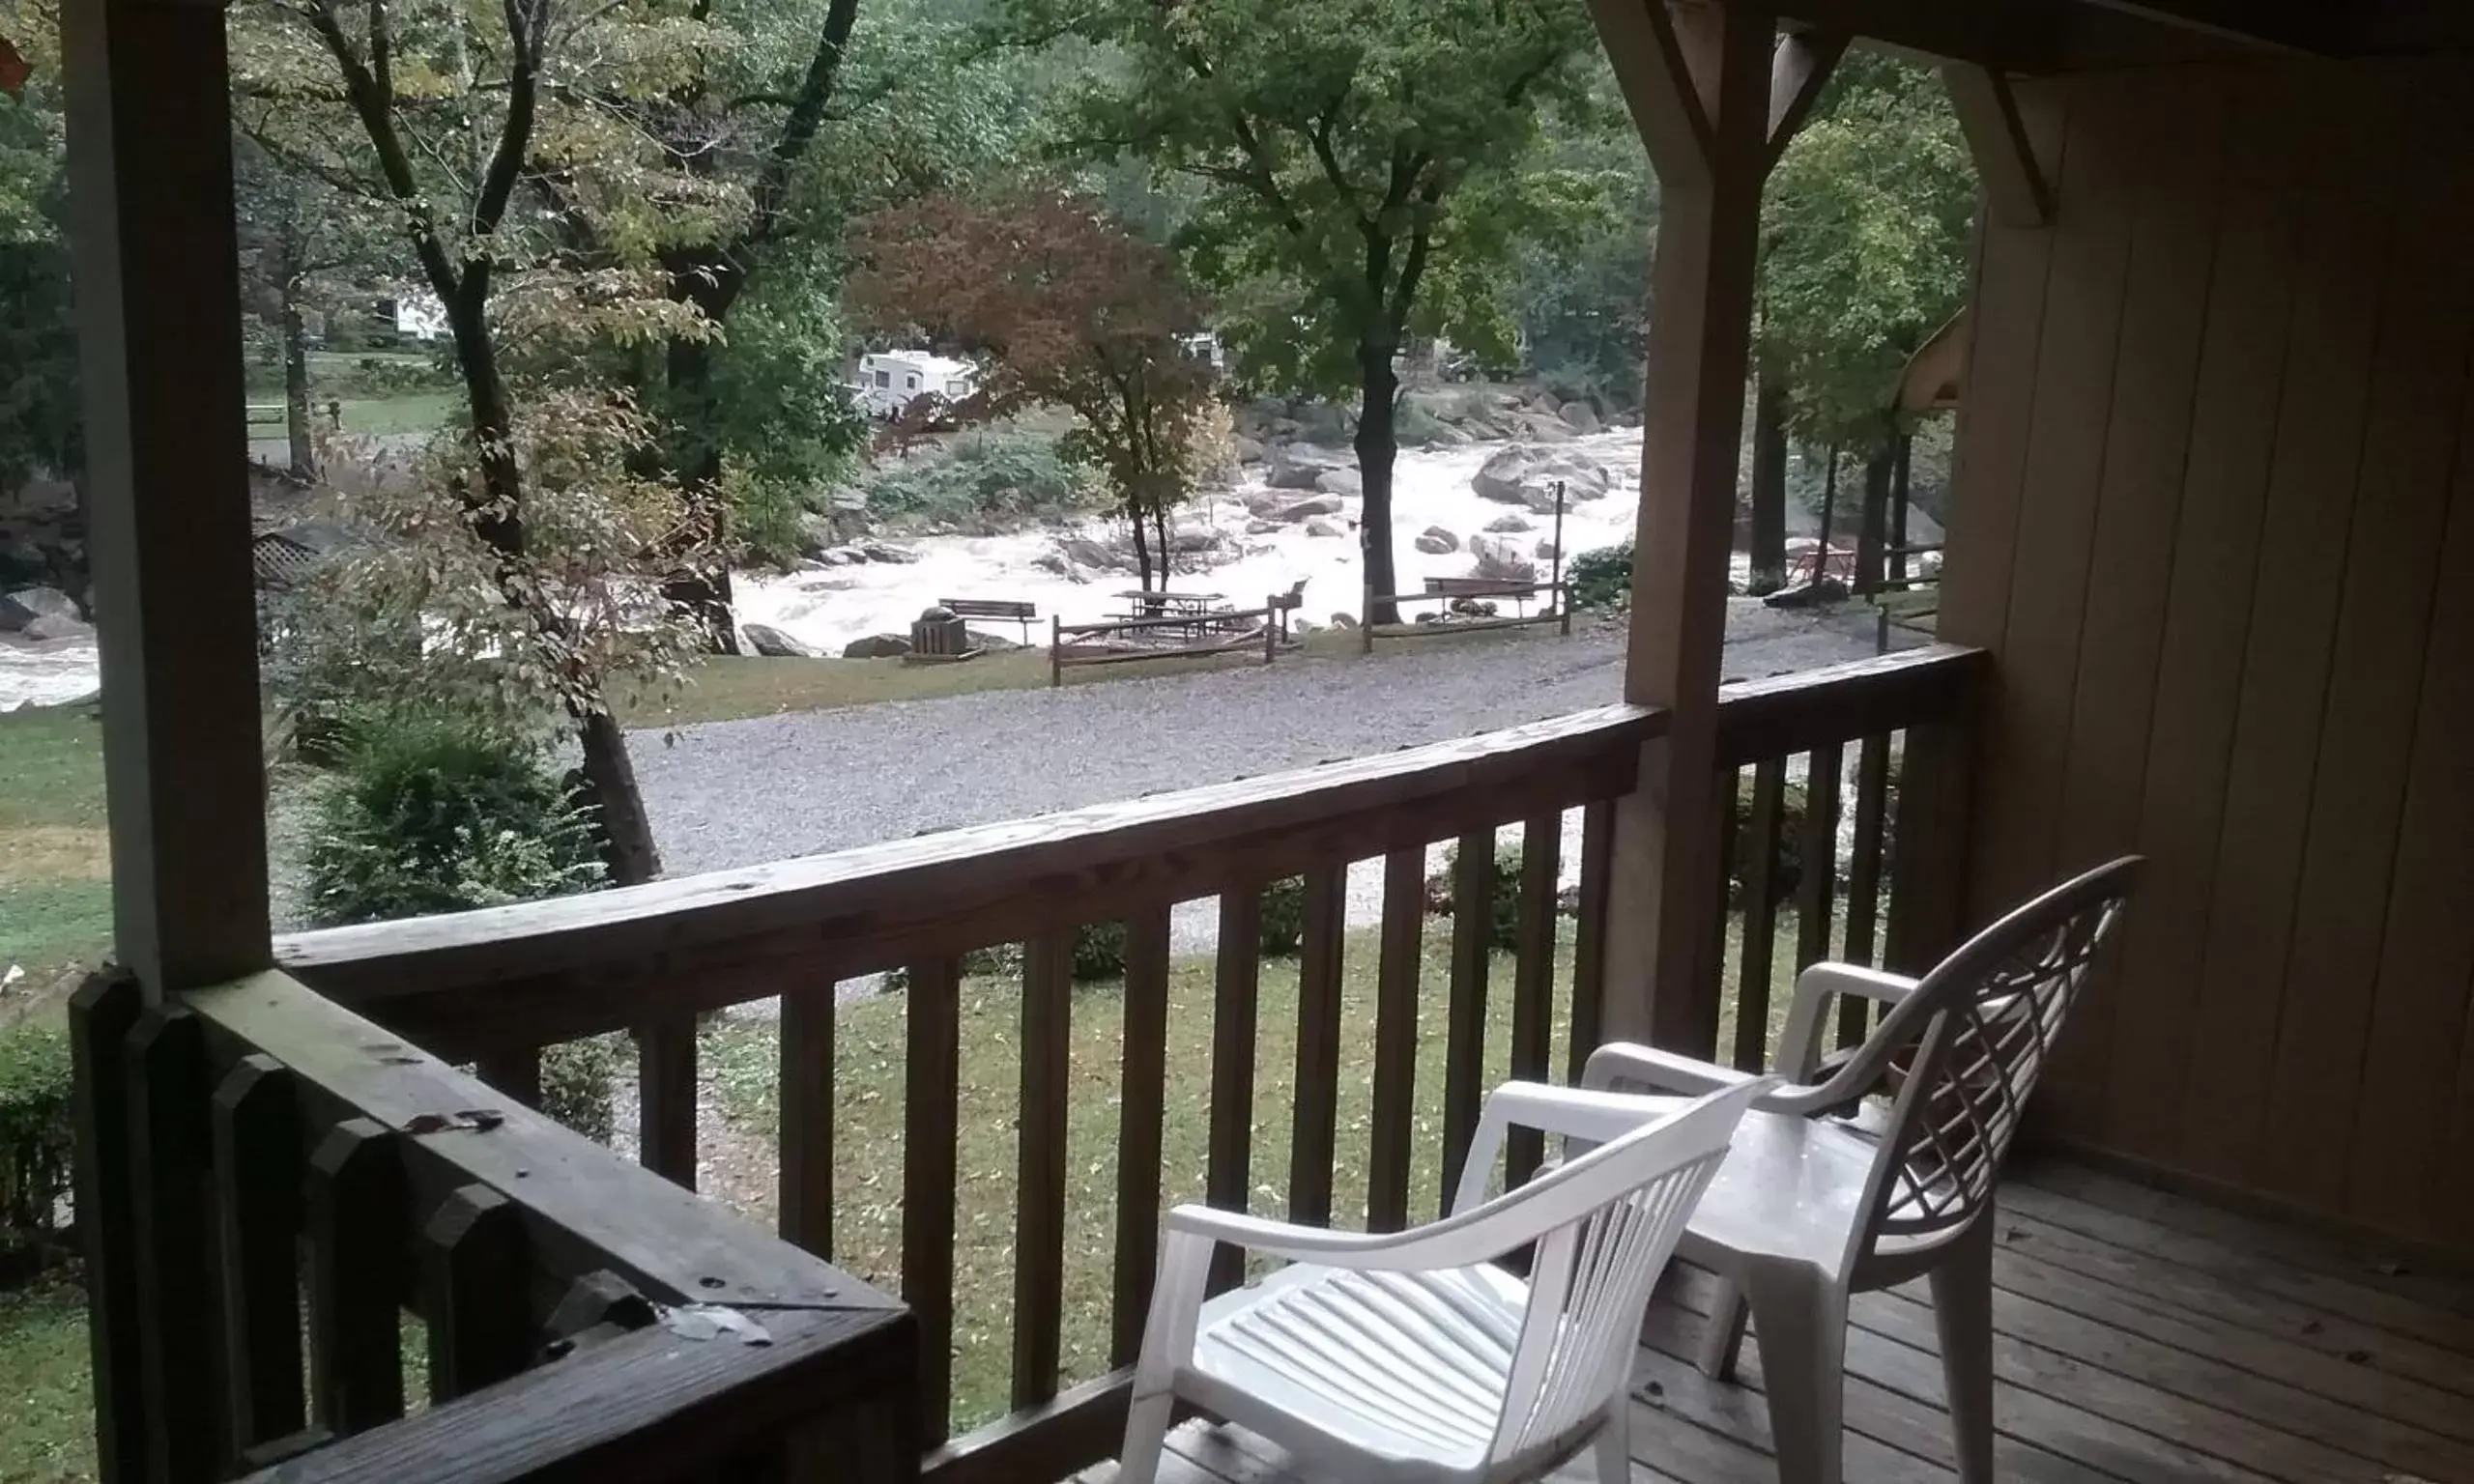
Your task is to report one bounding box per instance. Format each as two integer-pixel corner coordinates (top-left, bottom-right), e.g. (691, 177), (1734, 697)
(795, 512), (842, 558)
(1534, 539), (1561, 561)
(857, 540), (921, 564)
(1245, 518), (1283, 536)
(1467, 535), (1538, 584)
(1167, 525), (1225, 555)
(1313, 468), (1363, 498)
(1329, 612), (1358, 629)
(1058, 536), (1136, 573)
(841, 633), (915, 659)
(1413, 527), (1459, 556)
(1470, 447), (1614, 510)
(742, 623), (818, 658)
(1559, 401), (1602, 434)
(814, 546), (865, 567)
(0, 585), (78, 633)
(1482, 513), (1535, 534)
(1265, 443), (1348, 491)
(1233, 436), (1268, 465)
(1305, 518), (1345, 538)
(19, 613), (94, 643)
(1277, 495), (1344, 522)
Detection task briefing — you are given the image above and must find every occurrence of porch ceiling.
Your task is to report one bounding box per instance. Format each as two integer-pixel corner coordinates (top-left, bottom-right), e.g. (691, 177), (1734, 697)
(1763, 0), (2472, 72)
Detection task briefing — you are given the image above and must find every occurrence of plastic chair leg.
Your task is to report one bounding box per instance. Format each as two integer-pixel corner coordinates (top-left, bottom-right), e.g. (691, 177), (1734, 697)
(1117, 1388), (1173, 1484)
(1740, 1263), (1848, 1484)
(1594, 1400), (1631, 1482)
(1695, 1277), (1749, 1382)
(1929, 1215), (1998, 1484)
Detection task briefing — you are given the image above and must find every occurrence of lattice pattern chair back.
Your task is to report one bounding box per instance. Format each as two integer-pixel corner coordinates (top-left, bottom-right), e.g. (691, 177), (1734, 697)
(1488, 1108), (1736, 1466)
(1861, 858), (2139, 1246)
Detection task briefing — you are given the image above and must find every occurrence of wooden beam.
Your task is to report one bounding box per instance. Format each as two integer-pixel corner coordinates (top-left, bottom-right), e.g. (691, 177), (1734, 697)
(1769, 0), (2061, 71)
(1944, 64), (2056, 228)
(1603, 0), (1776, 1057)
(61, 0), (271, 995)
(1766, 30), (1848, 171)
(2070, 0), (2342, 55)
(1588, 0), (1715, 188)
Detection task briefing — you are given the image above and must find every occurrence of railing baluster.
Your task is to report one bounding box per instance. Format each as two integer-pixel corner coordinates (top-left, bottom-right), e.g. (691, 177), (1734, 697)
(213, 1054), (304, 1455)
(1288, 869), (1347, 1227)
(1735, 757), (1787, 1072)
(1367, 849), (1424, 1233)
(309, 1117), (407, 1436)
(423, 1184), (531, 1402)
(637, 1014), (698, 1188)
(1797, 742), (1848, 1046)
(1842, 732), (1895, 1042)
(1507, 813), (1562, 1188)
(127, 1004), (227, 1479)
(1713, 766), (1744, 1008)
(779, 980), (835, 1258)
(1207, 889), (1263, 1294)
(475, 1045), (542, 1109)
(903, 956), (963, 1441)
(1440, 831), (1494, 1213)
(1012, 933), (1073, 1410)
(70, 971), (148, 1483)
(1112, 911), (1172, 1367)
(1567, 801), (1614, 1084)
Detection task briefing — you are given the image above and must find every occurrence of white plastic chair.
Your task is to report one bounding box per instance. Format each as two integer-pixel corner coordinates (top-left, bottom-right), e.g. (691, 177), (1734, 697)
(1573, 856), (2141, 1484)
(1117, 1076), (1778, 1484)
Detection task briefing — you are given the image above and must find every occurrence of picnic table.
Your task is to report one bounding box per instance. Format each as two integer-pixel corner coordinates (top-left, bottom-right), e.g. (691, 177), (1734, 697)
(1112, 589), (1235, 638)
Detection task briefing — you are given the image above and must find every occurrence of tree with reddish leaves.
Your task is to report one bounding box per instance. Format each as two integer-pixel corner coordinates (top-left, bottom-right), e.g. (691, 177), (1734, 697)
(849, 189), (1220, 590)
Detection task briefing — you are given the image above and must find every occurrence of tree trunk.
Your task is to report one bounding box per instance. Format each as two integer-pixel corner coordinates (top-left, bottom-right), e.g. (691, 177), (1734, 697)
(661, 329), (742, 655)
(1154, 504), (1171, 586)
(281, 284), (317, 479)
(1355, 341), (1402, 625)
(1748, 372), (1789, 595)
(1812, 445), (1838, 585)
(1890, 432), (1913, 585)
(1130, 502), (1155, 590)
(1855, 442), (1895, 595)
(577, 708), (662, 885)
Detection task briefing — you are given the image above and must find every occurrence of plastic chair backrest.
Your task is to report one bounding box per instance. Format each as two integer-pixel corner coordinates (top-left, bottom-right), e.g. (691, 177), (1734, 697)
(1852, 857), (2140, 1249)
(1485, 1078), (1769, 1467)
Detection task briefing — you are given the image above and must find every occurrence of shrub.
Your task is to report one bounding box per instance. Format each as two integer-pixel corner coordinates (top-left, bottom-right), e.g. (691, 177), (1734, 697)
(1072, 922), (1130, 983)
(0, 1017), (72, 1248)
(1426, 843), (1526, 953)
(1728, 774), (1812, 908)
(1567, 541), (1634, 612)
(302, 710), (607, 928)
(538, 1035), (624, 1145)
(1258, 877), (1308, 956)
(863, 427), (1105, 528)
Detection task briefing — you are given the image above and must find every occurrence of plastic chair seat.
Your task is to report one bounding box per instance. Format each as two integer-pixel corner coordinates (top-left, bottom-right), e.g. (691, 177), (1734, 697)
(1589, 1100), (1883, 1270)
(1181, 1263), (1530, 1478)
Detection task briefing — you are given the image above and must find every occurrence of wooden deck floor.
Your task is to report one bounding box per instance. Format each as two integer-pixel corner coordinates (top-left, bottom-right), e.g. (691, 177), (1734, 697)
(1087, 1161), (2474, 1484)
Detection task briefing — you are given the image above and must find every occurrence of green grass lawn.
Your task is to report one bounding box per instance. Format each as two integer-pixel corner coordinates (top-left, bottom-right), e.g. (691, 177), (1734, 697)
(0, 1276), (97, 1483)
(0, 706), (110, 1022)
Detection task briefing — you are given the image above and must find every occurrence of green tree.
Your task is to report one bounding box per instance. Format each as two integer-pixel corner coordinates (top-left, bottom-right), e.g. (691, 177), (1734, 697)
(1754, 56), (1973, 587)
(1003, 0), (1602, 621)
(0, 11), (75, 490)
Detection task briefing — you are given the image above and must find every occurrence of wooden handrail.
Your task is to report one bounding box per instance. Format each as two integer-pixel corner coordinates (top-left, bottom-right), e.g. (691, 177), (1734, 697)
(276, 703), (1666, 1055)
(1712, 642), (1985, 767)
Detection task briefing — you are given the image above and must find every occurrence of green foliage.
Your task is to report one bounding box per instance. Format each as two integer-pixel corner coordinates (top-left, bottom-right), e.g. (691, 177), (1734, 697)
(1567, 541), (1634, 612)
(0, 53), (77, 487)
(863, 427), (1105, 528)
(1729, 774), (1813, 908)
(1072, 922), (1130, 982)
(1258, 876), (1307, 956)
(1758, 55), (1975, 448)
(302, 711), (607, 928)
(705, 258), (868, 507)
(539, 1036), (624, 1145)
(1430, 842), (1526, 953)
(0, 1017), (72, 1246)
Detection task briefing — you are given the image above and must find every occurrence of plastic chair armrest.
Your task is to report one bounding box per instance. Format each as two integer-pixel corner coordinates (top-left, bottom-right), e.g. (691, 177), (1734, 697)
(1777, 963), (1922, 1081)
(1579, 1042), (1760, 1097)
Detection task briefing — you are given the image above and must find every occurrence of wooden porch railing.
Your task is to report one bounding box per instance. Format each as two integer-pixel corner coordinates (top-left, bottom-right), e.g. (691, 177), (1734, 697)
(248, 643), (1982, 1484)
(1704, 643), (1986, 1070)
(69, 969), (913, 1483)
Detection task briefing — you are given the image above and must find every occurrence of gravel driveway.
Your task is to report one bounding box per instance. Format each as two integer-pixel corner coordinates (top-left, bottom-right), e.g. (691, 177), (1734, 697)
(636, 600), (1905, 879)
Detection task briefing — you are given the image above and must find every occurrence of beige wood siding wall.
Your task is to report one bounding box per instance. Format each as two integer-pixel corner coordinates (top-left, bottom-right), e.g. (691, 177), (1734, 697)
(1942, 56), (2474, 1255)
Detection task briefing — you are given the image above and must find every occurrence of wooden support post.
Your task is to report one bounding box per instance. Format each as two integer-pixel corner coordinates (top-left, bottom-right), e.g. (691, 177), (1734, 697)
(127, 1006), (226, 1480)
(61, 0), (270, 998)
(1944, 63), (2056, 229)
(1597, 0), (1798, 1056)
(213, 1055), (305, 1457)
(70, 972), (147, 1483)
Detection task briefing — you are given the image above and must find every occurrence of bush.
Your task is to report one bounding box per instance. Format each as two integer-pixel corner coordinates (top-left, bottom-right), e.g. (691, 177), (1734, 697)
(862, 428), (1105, 528)
(1426, 843), (1526, 953)
(1258, 877), (1308, 956)
(1567, 541), (1634, 612)
(1728, 773), (1813, 909)
(302, 711), (608, 928)
(1072, 922), (1129, 983)
(0, 1018), (72, 1248)
(538, 1035), (624, 1145)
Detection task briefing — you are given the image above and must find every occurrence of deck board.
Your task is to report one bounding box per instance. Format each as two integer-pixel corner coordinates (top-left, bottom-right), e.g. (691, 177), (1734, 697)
(1122, 1162), (2474, 1484)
